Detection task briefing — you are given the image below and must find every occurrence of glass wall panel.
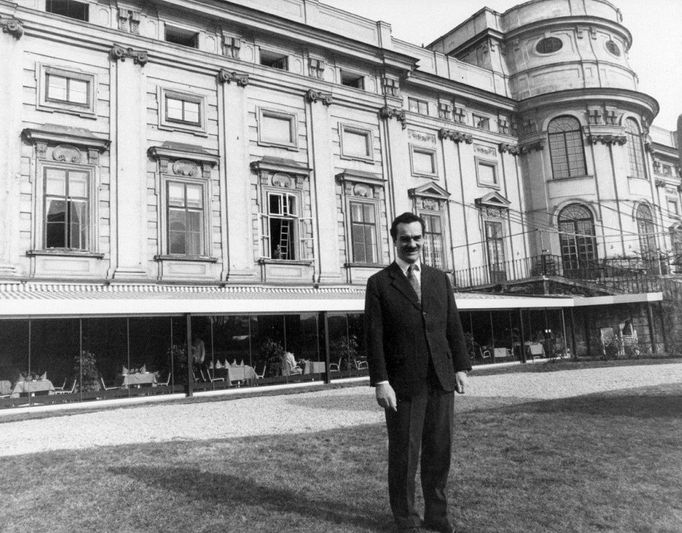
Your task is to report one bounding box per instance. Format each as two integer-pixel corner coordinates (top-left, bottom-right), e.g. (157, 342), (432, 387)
(82, 317), (128, 397)
(0, 320), (30, 406)
(128, 317), (175, 393)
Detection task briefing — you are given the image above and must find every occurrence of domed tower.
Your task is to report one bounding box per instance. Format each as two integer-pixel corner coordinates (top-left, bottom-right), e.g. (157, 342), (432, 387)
(431, 0), (661, 271)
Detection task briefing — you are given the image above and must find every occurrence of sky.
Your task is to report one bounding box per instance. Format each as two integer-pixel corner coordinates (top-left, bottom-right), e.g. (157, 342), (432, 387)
(322, 0), (682, 133)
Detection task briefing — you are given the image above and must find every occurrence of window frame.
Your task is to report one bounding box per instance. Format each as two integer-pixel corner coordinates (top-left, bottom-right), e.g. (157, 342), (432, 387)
(348, 199), (379, 265)
(409, 145), (438, 178)
(420, 211), (446, 270)
(162, 176), (209, 258)
(259, 48), (289, 70)
(45, 0), (89, 21)
(39, 162), (95, 252)
(164, 23), (199, 48)
(339, 124), (373, 162)
(536, 36), (563, 54)
(408, 97), (429, 115)
(38, 65), (96, 117)
(262, 189), (301, 261)
(159, 88), (206, 135)
(625, 118), (646, 179)
(547, 115), (588, 179)
(339, 69), (365, 89)
(475, 157), (499, 188)
(258, 108), (298, 150)
(472, 114), (491, 131)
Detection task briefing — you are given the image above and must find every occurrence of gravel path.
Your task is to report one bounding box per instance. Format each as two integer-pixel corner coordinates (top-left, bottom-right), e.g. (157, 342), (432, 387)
(1, 362), (680, 458)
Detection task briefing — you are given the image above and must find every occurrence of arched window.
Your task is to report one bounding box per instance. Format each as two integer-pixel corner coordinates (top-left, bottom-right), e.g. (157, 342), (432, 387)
(636, 204), (656, 258)
(548, 116), (587, 179)
(625, 118), (646, 178)
(558, 204), (598, 275)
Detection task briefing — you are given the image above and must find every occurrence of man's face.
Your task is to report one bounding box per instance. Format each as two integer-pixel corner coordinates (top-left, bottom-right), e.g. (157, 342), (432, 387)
(394, 221), (423, 264)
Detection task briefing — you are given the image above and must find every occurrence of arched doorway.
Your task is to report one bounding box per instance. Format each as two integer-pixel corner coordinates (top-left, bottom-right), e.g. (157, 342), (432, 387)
(558, 204), (598, 277)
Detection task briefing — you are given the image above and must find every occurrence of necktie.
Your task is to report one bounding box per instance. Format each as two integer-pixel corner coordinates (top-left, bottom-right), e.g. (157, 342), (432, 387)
(407, 264), (421, 304)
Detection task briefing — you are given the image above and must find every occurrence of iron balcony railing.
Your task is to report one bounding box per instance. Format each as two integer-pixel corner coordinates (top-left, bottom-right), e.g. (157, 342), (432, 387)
(453, 254), (665, 293)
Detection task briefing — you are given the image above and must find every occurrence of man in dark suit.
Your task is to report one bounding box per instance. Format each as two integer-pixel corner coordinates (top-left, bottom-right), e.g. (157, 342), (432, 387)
(364, 212), (471, 533)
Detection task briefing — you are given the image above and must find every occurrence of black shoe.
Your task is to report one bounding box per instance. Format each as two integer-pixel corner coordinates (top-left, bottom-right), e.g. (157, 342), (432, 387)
(423, 518), (455, 533)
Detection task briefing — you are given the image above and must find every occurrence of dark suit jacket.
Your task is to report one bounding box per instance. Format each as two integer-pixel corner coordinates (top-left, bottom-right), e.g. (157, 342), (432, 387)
(364, 262), (471, 398)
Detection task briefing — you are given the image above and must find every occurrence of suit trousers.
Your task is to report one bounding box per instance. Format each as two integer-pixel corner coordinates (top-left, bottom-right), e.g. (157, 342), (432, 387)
(385, 382), (454, 528)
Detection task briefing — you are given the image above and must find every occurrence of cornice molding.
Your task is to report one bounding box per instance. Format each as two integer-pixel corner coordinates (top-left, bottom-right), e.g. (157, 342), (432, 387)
(498, 142), (519, 155)
(587, 134), (627, 145)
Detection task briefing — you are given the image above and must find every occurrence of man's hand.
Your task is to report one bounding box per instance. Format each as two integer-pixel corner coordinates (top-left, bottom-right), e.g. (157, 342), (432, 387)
(455, 371), (469, 394)
(375, 382), (397, 411)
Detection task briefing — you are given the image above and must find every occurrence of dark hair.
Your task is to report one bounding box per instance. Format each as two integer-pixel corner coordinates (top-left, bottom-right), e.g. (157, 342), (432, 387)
(390, 212), (426, 241)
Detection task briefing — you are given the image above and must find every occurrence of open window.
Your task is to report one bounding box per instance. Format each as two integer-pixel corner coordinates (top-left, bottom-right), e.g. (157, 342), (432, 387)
(46, 0), (88, 21)
(165, 25), (199, 48)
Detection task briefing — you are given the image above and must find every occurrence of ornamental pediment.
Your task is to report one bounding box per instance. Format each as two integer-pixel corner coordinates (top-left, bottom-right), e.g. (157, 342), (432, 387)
(408, 182), (450, 200)
(475, 191), (511, 208)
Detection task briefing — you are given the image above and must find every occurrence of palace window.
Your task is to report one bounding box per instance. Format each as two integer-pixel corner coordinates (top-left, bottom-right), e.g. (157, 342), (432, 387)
(548, 116), (587, 179)
(558, 204), (598, 274)
(350, 201), (378, 264)
(473, 114), (490, 131)
(46, 0), (88, 21)
(260, 49), (288, 70)
(476, 159), (498, 187)
(165, 25), (199, 48)
(536, 37), (562, 54)
(159, 89), (205, 134)
(258, 109), (298, 149)
(667, 198), (679, 217)
(485, 221), (506, 282)
(340, 70), (364, 89)
(166, 180), (206, 256)
(636, 204), (657, 258)
(44, 167), (90, 250)
(340, 125), (373, 161)
(410, 146), (437, 178)
(265, 192), (299, 260)
(408, 98), (429, 115)
(421, 213), (444, 269)
(625, 118), (646, 179)
(39, 65), (95, 116)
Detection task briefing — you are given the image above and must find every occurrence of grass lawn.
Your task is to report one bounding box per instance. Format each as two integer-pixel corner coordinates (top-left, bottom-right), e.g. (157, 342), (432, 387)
(1, 364), (681, 532)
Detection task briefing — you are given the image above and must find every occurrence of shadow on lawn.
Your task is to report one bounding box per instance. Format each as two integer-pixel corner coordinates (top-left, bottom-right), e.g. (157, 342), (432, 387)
(108, 465), (391, 531)
(488, 385), (682, 419)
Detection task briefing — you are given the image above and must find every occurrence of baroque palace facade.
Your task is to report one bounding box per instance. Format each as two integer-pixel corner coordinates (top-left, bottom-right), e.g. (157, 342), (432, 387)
(0, 0), (679, 407)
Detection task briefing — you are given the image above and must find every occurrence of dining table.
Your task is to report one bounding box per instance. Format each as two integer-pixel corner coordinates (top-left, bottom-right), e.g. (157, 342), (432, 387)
(222, 365), (257, 385)
(10, 379), (55, 398)
(303, 361), (326, 374)
(121, 372), (157, 388)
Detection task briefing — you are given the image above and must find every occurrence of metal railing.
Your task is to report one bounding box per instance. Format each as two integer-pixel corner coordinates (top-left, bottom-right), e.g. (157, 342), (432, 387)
(453, 254), (664, 293)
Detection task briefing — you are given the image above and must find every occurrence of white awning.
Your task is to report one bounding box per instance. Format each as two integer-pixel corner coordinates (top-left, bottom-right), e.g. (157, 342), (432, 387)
(0, 282), (663, 318)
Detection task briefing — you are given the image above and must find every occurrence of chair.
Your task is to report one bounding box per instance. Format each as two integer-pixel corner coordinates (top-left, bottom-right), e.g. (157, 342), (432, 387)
(354, 359), (368, 370)
(204, 368), (225, 383)
(52, 378), (67, 391)
(156, 372), (171, 387)
(329, 357), (342, 372)
(55, 378), (77, 395)
(254, 363), (267, 379)
(99, 377), (120, 391)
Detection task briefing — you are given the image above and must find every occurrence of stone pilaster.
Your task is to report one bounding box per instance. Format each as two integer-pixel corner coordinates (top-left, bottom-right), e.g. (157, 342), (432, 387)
(110, 45), (148, 279)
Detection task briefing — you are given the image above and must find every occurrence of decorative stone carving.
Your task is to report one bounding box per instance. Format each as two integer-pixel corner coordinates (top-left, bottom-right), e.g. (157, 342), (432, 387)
(172, 159), (199, 177)
(352, 183), (372, 198)
(382, 77), (400, 97)
(519, 140), (545, 153)
(118, 9), (140, 34)
(587, 134), (626, 145)
(379, 106), (406, 129)
(217, 69), (249, 86)
(272, 173), (293, 188)
(655, 179), (666, 188)
(0, 16), (24, 39)
(438, 129), (473, 144)
(109, 44), (148, 66)
(53, 145), (82, 164)
(308, 58), (325, 79)
(305, 89), (333, 106)
(223, 36), (241, 59)
(474, 144), (497, 157)
(35, 142), (48, 159)
(499, 143), (519, 155)
(409, 130), (436, 144)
